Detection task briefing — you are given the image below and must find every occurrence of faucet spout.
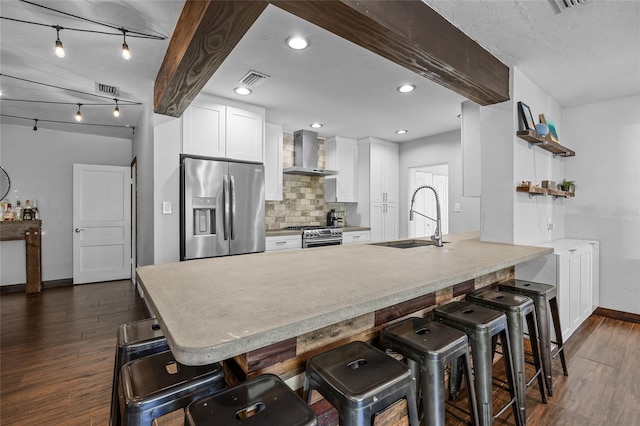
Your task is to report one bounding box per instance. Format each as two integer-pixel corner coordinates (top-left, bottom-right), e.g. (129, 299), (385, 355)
(409, 185), (443, 247)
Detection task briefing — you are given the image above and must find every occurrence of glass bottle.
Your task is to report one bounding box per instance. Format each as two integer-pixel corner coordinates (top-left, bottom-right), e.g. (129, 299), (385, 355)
(14, 200), (22, 221)
(32, 199), (39, 220)
(23, 200), (33, 220)
(3, 202), (14, 221)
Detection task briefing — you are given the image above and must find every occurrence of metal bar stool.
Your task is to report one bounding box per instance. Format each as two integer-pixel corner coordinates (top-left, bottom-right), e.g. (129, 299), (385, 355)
(119, 350), (225, 425)
(186, 374), (317, 425)
(111, 318), (170, 426)
(499, 279), (568, 396)
(302, 341), (420, 426)
(380, 317), (479, 426)
(467, 290), (547, 425)
(434, 301), (522, 426)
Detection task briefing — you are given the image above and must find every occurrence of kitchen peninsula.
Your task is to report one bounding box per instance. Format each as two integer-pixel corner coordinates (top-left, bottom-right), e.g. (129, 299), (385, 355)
(137, 232), (552, 387)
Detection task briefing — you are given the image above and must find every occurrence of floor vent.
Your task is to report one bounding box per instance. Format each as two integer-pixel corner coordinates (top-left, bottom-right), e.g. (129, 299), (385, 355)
(95, 82), (120, 97)
(238, 70), (269, 87)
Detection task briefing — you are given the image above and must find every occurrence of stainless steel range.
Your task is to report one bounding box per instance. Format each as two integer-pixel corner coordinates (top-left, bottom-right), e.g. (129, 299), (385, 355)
(284, 226), (343, 248)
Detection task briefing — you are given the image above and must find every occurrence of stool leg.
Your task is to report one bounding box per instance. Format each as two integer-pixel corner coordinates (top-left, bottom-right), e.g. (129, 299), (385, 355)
(534, 295), (554, 396)
(525, 311), (547, 404)
(469, 336), (493, 426)
(448, 358), (463, 400)
(461, 352), (480, 426)
(423, 358), (445, 426)
(499, 330), (524, 426)
(505, 312), (527, 425)
(549, 296), (568, 377)
(407, 358), (422, 418)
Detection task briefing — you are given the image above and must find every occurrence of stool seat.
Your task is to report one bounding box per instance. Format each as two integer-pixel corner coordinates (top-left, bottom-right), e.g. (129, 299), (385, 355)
(381, 318), (479, 426)
(435, 302), (522, 426)
(303, 341), (419, 426)
(499, 279), (568, 396)
(119, 351), (225, 425)
(186, 374), (317, 426)
(111, 318), (169, 426)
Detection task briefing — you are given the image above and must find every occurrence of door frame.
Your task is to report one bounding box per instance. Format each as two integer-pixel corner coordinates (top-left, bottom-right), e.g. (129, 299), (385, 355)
(131, 157), (138, 289)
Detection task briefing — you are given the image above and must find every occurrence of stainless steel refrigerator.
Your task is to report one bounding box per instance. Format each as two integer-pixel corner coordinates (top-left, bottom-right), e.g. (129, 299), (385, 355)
(180, 155), (265, 260)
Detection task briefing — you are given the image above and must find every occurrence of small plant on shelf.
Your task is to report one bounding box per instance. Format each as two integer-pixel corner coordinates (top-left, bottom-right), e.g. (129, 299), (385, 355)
(558, 179), (577, 194)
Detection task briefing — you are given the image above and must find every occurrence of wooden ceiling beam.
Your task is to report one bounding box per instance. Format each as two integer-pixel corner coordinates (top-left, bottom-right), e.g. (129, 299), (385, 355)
(154, 0), (268, 117)
(154, 0), (509, 117)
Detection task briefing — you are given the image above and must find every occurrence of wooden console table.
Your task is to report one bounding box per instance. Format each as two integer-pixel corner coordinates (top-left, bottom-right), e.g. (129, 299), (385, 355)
(0, 220), (42, 293)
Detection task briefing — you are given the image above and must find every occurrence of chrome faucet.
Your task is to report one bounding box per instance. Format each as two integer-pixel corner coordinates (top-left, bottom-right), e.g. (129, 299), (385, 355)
(409, 185), (443, 247)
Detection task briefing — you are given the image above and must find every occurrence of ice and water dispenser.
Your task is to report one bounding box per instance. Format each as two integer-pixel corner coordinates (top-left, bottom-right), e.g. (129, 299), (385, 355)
(192, 197), (216, 235)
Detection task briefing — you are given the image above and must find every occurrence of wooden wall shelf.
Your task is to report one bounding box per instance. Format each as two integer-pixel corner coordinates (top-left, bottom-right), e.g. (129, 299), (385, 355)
(517, 130), (575, 157)
(516, 185), (574, 199)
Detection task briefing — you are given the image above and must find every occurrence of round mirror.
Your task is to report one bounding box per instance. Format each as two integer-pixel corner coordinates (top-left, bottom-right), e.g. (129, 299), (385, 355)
(0, 167), (10, 200)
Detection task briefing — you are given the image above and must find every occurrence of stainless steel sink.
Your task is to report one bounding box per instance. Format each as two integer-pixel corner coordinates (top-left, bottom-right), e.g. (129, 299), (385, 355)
(369, 239), (444, 249)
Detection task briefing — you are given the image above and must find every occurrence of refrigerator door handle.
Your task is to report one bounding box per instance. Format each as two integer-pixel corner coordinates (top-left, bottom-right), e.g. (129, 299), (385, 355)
(223, 174), (230, 241)
(230, 175), (236, 240)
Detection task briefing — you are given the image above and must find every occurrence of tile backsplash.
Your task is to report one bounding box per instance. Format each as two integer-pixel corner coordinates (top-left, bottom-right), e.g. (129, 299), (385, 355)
(265, 132), (346, 230)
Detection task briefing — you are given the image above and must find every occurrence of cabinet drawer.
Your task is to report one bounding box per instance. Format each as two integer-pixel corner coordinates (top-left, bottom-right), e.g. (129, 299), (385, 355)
(266, 235), (302, 251)
(343, 231), (371, 245)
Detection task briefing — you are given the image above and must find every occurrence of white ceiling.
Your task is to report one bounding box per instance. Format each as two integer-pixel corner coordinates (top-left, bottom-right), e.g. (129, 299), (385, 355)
(1, 0), (638, 142)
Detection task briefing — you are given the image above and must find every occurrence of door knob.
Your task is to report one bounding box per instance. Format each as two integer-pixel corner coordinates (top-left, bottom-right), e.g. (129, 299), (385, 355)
(75, 228), (85, 233)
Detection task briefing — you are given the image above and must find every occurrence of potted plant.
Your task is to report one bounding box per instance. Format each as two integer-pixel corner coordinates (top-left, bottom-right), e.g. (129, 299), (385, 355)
(558, 179), (576, 195)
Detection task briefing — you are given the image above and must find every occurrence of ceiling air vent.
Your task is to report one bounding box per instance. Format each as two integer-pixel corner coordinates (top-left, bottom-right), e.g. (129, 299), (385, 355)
(551, 0), (590, 13)
(238, 70), (269, 87)
(95, 82), (120, 97)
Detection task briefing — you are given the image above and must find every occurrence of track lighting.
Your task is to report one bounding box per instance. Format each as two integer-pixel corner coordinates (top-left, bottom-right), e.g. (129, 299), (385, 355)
(113, 99), (120, 117)
(121, 29), (131, 60)
(75, 104), (83, 121)
(33, 119), (38, 131)
(54, 26), (65, 58)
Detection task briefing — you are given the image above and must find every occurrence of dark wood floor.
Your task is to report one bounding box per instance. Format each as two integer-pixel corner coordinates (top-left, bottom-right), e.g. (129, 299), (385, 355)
(1, 281), (639, 425)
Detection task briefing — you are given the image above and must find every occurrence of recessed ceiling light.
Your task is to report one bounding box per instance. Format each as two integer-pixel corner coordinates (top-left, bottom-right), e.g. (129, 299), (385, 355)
(397, 84), (415, 93)
(287, 36), (308, 50)
(310, 123), (323, 129)
(396, 129), (408, 134)
(234, 87), (252, 95)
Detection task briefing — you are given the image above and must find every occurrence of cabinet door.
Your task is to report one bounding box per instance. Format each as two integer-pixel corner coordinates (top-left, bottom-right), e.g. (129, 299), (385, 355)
(590, 242), (600, 311)
(370, 144), (385, 203)
(226, 107), (264, 162)
(557, 254), (572, 339)
(384, 144), (399, 203)
(370, 203), (385, 242)
(384, 203), (399, 240)
(336, 139), (358, 201)
(343, 231), (371, 244)
(182, 103), (225, 157)
(568, 250), (582, 333)
(265, 123), (283, 201)
(579, 246), (592, 319)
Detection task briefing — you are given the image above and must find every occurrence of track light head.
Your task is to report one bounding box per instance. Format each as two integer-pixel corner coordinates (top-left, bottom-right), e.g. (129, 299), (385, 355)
(33, 119), (38, 131)
(121, 29), (131, 60)
(54, 27), (65, 58)
(113, 99), (120, 117)
(75, 103), (83, 121)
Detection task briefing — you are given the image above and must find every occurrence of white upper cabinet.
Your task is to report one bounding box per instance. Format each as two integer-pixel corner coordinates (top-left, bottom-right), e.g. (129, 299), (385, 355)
(265, 122), (283, 201)
(325, 136), (358, 202)
(369, 141), (399, 203)
(182, 94), (265, 163)
(182, 102), (226, 158)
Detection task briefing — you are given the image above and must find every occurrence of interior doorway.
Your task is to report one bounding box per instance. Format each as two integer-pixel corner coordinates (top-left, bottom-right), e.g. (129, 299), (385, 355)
(408, 164), (449, 238)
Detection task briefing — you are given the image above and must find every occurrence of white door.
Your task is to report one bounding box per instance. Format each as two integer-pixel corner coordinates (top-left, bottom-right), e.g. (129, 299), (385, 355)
(73, 164), (131, 284)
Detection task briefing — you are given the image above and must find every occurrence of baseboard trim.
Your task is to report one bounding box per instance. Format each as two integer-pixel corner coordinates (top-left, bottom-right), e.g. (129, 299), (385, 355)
(594, 307), (640, 324)
(1, 278), (73, 294)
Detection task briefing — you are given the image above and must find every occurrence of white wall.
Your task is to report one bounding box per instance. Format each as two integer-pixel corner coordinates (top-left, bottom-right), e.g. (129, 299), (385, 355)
(399, 129), (480, 239)
(0, 124), (131, 285)
(153, 114), (181, 264)
(480, 67), (566, 245)
(132, 88), (155, 267)
(563, 95), (640, 314)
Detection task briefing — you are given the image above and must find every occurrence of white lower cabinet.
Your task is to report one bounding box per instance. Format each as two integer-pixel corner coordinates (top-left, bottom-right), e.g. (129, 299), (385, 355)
(370, 203), (398, 242)
(343, 230), (371, 245)
(516, 239), (599, 340)
(265, 235), (301, 252)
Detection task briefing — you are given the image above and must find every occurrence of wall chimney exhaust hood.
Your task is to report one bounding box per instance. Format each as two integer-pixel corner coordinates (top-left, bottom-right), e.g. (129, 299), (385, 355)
(283, 130), (338, 176)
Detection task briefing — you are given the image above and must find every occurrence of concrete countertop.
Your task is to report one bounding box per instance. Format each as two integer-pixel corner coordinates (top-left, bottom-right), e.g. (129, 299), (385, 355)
(265, 226), (371, 237)
(137, 232), (552, 366)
